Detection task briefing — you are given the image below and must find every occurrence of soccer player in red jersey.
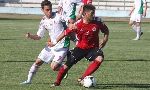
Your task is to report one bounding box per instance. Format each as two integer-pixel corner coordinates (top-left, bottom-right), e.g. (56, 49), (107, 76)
(49, 4), (109, 86)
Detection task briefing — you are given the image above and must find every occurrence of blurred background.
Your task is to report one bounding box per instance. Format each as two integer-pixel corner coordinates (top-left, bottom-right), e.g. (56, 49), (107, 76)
(0, 0), (150, 18)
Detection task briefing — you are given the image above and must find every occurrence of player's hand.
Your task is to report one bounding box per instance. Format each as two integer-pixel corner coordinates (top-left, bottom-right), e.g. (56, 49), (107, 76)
(76, 14), (82, 21)
(68, 23), (77, 30)
(47, 41), (56, 47)
(47, 41), (54, 47)
(57, 6), (62, 14)
(25, 33), (30, 38)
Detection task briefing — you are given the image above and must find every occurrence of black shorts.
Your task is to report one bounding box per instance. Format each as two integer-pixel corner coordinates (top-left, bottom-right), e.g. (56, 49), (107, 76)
(65, 47), (104, 67)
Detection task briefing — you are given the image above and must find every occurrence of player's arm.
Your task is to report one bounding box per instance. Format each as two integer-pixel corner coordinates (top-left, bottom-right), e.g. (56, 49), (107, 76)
(76, 4), (83, 20)
(48, 31), (66, 47)
(99, 23), (109, 48)
(129, 5), (135, 16)
(143, 1), (148, 17)
(57, 6), (63, 14)
(26, 33), (41, 40)
(26, 19), (46, 40)
(47, 38), (51, 46)
(57, 0), (63, 14)
(48, 24), (77, 47)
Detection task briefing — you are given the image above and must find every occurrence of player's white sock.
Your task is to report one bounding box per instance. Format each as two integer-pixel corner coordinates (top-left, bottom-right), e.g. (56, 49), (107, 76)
(132, 24), (137, 32)
(26, 63), (39, 82)
(136, 26), (141, 39)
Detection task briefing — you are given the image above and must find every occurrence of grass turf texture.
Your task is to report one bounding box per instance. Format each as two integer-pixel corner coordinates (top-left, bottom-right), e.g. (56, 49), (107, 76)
(0, 17), (150, 90)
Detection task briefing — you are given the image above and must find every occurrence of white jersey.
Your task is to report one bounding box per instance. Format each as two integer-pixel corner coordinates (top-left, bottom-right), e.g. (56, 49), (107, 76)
(134, 0), (146, 14)
(37, 13), (70, 49)
(58, 0), (81, 21)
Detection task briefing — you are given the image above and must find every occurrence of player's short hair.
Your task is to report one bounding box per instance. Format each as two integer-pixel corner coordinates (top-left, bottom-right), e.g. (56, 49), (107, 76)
(41, 0), (52, 9)
(83, 4), (95, 13)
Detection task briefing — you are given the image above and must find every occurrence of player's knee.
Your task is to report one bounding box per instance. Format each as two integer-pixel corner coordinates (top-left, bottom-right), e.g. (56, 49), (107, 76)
(63, 64), (69, 69)
(51, 66), (59, 71)
(50, 62), (61, 71)
(35, 58), (44, 66)
(129, 21), (134, 26)
(95, 56), (103, 62)
(136, 23), (141, 27)
(129, 22), (133, 26)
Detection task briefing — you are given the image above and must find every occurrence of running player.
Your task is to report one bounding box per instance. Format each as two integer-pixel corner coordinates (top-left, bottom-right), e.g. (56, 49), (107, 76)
(129, 0), (147, 40)
(20, 0), (69, 84)
(49, 4), (109, 86)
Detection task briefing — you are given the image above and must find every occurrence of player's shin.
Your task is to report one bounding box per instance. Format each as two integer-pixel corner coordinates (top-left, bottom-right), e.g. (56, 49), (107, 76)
(81, 60), (102, 80)
(136, 26), (141, 39)
(27, 63), (39, 82)
(132, 24), (137, 32)
(55, 65), (69, 85)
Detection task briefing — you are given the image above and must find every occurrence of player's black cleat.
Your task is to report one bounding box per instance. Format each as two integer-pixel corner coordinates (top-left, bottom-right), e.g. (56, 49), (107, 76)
(140, 32), (143, 36)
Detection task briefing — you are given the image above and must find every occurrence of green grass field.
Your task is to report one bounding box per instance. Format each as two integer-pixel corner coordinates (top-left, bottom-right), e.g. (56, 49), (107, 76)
(0, 16), (150, 90)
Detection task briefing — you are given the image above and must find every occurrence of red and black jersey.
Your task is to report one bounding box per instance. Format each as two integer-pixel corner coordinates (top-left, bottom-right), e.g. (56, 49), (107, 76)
(64, 17), (108, 49)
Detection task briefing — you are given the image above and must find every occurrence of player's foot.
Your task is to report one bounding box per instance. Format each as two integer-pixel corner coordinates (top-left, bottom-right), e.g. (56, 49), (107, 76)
(140, 32), (143, 36)
(77, 78), (84, 86)
(132, 38), (140, 40)
(20, 81), (31, 84)
(50, 82), (60, 87)
(63, 72), (68, 79)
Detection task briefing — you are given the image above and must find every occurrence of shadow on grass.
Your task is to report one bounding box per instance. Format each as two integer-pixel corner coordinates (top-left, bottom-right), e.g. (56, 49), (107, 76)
(106, 59), (150, 62)
(1, 59), (150, 63)
(93, 83), (150, 89)
(0, 39), (17, 40)
(1, 60), (34, 62)
(0, 18), (39, 20)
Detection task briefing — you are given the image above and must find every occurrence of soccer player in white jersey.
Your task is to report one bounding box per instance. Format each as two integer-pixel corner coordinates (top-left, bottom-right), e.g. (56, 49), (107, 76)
(57, 0), (81, 25)
(20, 0), (69, 84)
(57, 0), (82, 43)
(129, 0), (147, 40)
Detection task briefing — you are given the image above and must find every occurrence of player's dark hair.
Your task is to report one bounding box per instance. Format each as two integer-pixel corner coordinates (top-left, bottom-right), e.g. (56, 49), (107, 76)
(83, 4), (95, 14)
(41, 0), (52, 9)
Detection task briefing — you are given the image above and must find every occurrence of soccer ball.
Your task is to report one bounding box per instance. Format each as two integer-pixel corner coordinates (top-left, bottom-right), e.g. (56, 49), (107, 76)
(83, 76), (96, 88)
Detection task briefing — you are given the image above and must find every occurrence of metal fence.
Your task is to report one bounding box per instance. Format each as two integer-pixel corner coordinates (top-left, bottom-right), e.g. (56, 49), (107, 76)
(0, 0), (149, 11)
(0, 0), (149, 17)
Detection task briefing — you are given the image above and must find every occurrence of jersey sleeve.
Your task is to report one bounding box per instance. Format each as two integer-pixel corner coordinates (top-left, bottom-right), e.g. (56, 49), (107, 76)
(96, 17), (108, 33)
(64, 28), (73, 35)
(100, 23), (109, 33)
(37, 20), (46, 38)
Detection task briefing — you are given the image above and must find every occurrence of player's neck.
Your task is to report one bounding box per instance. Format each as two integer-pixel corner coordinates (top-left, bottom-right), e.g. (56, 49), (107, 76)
(46, 15), (53, 19)
(83, 18), (91, 24)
